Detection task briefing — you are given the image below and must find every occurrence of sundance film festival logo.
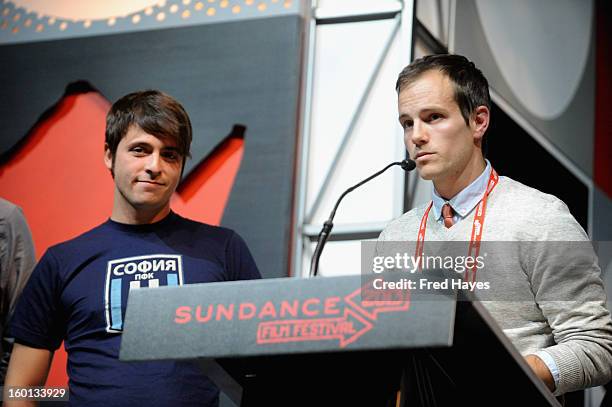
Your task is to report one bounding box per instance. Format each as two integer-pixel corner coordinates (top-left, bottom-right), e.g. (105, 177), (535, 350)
(174, 281), (410, 348)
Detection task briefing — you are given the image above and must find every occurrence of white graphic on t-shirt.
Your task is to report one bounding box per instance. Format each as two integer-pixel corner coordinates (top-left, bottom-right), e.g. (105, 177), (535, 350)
(104, 254), (183, 333)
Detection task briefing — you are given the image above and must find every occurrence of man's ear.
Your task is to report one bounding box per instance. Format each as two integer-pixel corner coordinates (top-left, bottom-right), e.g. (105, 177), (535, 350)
(471, 105), (490, 142)
(104, 143), (114, 176)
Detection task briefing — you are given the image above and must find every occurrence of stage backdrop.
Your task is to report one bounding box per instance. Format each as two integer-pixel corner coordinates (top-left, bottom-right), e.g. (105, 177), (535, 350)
(0, 0), (304, 392)
(0, 0), (303, 279)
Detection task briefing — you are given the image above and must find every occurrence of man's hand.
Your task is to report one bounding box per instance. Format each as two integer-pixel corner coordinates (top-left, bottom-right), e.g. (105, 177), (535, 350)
(2, 343), (53, 406)
(525, 354), (555, 392)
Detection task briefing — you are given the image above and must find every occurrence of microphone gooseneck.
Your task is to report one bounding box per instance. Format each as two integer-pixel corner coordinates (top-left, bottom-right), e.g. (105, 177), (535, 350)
(309, 158), (416, 277)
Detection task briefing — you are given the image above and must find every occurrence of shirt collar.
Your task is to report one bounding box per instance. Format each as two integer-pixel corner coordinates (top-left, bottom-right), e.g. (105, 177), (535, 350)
(431, 160), (492, 221)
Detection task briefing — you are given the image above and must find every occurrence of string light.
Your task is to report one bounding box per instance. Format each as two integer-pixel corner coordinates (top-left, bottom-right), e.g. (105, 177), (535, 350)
(2, 0), (278, 38)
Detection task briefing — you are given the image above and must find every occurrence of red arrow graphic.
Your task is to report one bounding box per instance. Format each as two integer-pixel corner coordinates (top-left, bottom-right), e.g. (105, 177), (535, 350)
(256, 307), (373, 348)
(344, 282), (410, 321)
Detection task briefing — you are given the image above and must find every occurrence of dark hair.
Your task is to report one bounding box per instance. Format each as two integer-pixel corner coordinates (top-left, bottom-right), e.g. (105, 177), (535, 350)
(105, 90), (192, 165)
(396, 54), (491, 127)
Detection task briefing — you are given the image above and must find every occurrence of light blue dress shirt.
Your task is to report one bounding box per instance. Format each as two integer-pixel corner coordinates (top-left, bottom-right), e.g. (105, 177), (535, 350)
(429, 159), (560, 389)
(431, 160), (492, 225)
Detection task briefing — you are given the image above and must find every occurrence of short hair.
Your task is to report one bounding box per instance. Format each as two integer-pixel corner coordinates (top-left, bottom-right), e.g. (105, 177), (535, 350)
(395, 54), (491, 127)
(105, 90), (192, 163)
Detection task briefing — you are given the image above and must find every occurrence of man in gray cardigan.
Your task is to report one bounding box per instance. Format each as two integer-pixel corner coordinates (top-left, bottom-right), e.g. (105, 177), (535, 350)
(0, 198), (36, 385)
(379, 54), (612, 395)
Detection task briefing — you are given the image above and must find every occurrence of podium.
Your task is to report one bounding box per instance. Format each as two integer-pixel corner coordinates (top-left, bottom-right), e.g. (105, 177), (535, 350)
(119, 273), (560, 406)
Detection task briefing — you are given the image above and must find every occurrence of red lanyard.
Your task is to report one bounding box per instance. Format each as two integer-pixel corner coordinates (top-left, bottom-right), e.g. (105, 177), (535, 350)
(415, 169), (499, 282)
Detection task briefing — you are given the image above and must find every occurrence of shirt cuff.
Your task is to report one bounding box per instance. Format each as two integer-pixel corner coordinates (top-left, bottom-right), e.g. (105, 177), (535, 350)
(535, 350), (560, 389)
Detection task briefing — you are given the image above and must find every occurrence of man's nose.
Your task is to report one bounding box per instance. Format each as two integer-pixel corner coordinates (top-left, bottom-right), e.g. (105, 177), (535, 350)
(145, 153), (162, 177)
(410, 121), (428, 146)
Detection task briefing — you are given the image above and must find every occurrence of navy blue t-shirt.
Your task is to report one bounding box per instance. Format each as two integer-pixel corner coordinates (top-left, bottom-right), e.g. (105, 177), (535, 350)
(10, 212), (261, 406)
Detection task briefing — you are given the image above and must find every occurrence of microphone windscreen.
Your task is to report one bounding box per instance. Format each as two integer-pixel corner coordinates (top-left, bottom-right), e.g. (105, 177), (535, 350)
(401, 159), (416, 171)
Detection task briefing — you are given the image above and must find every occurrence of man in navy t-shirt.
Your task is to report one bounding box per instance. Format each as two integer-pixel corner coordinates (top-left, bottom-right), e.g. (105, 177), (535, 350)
(3, 90), (261, 406)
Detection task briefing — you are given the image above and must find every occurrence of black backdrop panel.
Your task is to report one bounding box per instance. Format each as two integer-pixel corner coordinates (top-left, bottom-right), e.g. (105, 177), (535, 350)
(487, 103), (589, 230)
(0, 15), (303, 278)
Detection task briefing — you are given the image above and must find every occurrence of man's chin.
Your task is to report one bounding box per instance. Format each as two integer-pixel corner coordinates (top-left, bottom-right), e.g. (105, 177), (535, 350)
(130, 198), (171, 212)
(415, 162), (444, 181)
(417, 169), (435, 181)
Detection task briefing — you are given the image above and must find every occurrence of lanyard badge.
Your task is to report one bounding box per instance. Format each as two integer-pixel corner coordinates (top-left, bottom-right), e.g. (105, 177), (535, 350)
(415, 169), (499, 282)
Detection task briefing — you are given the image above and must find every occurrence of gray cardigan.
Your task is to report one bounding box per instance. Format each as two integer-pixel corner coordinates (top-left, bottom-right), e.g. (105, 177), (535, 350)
(0, 198), (36, 383)
(379, 176), (612, 395)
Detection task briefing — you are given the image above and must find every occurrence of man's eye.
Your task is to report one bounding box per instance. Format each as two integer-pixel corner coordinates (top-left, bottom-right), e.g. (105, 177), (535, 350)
(429, 113), (442, 121)
(402, 121), (413, 130)
(131, 147), (145, 154)
(163, 152), (179, 161)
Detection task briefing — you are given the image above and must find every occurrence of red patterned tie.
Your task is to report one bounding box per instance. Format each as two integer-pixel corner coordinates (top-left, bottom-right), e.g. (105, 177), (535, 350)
(442, 203), (454, 228)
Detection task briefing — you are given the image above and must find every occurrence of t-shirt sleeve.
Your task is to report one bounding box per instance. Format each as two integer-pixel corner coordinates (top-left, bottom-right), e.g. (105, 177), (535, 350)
(225, 232), (262, 281)
(9, 249), (65, 351)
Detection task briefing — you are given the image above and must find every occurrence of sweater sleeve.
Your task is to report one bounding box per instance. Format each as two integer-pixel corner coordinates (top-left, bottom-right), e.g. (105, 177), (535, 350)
(0, 203), (36, 382)
(526, 199), (612, 395)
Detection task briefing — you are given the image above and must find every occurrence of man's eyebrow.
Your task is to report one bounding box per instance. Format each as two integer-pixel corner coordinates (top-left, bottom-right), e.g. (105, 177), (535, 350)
(398, 113), (412, 122)
(162, 146), (182, 155)
(399, 106), (447, 120)
(127, 141), (151, 147)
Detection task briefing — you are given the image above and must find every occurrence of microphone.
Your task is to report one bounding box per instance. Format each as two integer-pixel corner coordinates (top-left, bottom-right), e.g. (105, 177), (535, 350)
(309, 158), (416, 277)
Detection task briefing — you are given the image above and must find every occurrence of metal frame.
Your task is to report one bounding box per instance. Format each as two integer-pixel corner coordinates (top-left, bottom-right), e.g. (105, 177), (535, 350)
(291, 0), (415, 277)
